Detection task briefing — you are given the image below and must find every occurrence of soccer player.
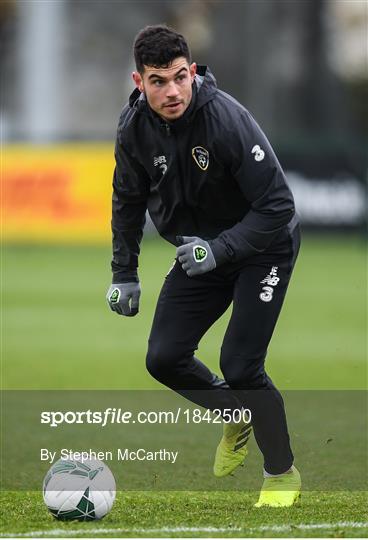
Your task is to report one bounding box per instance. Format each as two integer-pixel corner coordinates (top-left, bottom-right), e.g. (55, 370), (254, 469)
(107, 25), (301, 507)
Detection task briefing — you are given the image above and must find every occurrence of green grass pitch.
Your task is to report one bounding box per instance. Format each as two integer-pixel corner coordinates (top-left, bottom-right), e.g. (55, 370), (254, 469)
(1, 235), (367, 537)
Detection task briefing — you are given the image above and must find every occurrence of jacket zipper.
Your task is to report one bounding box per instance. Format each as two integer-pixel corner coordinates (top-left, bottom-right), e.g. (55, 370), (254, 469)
(169, 123), (199, 232)
(164, 123), (186, 205)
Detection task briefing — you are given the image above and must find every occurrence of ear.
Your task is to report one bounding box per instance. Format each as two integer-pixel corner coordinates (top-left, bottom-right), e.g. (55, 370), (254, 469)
(132, 71), (144, 93)
(189, 62), (197, 82)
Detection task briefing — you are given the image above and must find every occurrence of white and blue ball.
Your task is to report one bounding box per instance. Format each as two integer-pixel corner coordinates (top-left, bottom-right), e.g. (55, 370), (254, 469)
(43, 457), (116, 521)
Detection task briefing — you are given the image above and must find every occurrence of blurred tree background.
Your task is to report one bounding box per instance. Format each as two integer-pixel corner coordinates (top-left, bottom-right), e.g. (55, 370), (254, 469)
(1, 0), (366, 142)
(1, 1), (367, 235)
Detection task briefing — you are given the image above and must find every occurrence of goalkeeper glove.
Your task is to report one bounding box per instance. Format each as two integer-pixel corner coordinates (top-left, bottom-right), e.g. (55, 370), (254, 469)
(176, 236), (217, 277)
(106, 282), (141, 316)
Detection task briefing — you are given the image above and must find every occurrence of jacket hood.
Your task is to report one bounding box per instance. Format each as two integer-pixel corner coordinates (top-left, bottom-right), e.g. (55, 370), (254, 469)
(194, 65), (217, 108)
(128, 65), (217, 115)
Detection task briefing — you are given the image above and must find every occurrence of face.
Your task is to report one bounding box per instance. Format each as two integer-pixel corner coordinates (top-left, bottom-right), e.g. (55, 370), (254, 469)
(133, 57), (197, 121)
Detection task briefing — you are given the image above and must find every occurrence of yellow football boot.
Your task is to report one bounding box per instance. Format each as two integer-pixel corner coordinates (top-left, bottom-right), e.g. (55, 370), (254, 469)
(213, 421), (252, 477)
(254, 465), (301, 508)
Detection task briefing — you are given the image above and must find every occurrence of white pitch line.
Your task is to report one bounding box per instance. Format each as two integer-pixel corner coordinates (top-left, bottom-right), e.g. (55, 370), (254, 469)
(251, 521), (368, 533)
(0, 527), (241, 538)
(1, 522), (368, 537)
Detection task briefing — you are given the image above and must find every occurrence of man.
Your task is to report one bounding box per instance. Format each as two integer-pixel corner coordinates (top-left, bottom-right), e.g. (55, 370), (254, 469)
(107, 25), (301, 507)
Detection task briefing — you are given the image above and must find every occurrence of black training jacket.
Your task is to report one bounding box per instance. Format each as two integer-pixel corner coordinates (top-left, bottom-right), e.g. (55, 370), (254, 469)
(111, 65), (297, 282)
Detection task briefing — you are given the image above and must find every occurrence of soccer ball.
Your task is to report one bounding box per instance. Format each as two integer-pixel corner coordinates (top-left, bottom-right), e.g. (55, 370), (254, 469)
(43, 457), (116, 521)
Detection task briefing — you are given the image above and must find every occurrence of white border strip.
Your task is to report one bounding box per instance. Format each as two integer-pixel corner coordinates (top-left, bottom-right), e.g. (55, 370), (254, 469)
(0, 522), (367, 537)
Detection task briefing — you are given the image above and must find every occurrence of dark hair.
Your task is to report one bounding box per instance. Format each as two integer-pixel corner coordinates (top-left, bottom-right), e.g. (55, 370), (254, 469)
(133, 25), (191, 73)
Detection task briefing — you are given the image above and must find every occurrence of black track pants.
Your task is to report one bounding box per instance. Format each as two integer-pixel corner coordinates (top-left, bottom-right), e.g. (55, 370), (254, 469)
(146, 226), (301, 474)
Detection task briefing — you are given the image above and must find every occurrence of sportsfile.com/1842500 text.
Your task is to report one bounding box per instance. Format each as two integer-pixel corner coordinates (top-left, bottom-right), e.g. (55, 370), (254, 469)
(40, 408), (252, 427)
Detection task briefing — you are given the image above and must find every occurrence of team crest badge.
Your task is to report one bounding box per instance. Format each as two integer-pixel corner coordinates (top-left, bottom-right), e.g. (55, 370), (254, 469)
(109, 288), (120, 304)
(193, 245), (208, 263)
(192, 146), (209, 171)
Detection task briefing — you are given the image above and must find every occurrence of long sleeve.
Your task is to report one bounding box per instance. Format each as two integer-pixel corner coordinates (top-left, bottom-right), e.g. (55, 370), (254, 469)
(209, 110), (295, 264)
(111, 136), (149, 282)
